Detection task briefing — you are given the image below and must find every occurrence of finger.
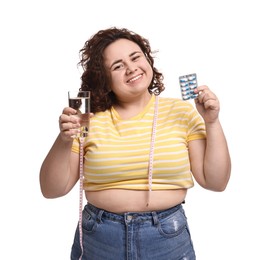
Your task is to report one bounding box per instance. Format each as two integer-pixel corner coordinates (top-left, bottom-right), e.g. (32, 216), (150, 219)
(62, 107), (77, 116)
(195, 85), (209, 93)
(196, 89), (217, 104)
(203, 99), (219, 110)
(60, 128), (80, 140)
(64, 128), (80, 137)
(59, 114), (79, 125)
(194, 86), (207, 101)
(60, 121), (80, 130)
(59, 114), (80, 133)
(196, 90), (208, 104)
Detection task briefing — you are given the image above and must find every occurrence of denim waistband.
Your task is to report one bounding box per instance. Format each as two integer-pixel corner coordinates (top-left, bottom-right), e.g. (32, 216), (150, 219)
(85, 203), (183, 224)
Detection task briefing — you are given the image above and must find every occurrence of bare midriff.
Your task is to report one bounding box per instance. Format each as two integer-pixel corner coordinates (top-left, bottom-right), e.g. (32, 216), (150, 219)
(85, 189), (187, 213)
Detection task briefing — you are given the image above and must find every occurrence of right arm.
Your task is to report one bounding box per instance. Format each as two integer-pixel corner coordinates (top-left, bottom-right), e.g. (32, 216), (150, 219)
(39, 107), (81, 198)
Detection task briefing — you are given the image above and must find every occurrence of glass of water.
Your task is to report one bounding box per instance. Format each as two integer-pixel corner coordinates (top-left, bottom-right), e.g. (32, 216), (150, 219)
(68, 90), (90, 138)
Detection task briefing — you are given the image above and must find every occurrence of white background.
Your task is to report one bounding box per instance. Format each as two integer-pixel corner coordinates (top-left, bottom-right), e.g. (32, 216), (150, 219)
(1, 0), (278, 259)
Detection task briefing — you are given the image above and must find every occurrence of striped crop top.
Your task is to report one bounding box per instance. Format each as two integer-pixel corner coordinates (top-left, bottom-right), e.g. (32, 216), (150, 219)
(71, 95), (206, 191)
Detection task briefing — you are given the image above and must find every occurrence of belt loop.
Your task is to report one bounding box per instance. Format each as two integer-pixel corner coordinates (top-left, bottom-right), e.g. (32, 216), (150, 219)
(152, 211), (159, 226)
(96, 209), (104, 223)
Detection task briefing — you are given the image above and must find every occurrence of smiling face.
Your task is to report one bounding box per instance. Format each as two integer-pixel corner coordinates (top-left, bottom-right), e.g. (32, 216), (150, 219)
(104, 38), (153, 103)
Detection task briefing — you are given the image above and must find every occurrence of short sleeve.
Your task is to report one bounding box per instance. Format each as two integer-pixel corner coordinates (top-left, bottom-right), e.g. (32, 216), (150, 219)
(185, 102), (206, 142)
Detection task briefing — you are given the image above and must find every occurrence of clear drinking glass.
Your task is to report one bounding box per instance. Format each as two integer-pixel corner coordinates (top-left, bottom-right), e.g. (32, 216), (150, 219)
(68, 90), (90, 138)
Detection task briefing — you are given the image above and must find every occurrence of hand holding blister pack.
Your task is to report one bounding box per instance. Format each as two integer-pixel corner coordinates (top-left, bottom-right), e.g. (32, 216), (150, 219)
(179, 73), (198, 100)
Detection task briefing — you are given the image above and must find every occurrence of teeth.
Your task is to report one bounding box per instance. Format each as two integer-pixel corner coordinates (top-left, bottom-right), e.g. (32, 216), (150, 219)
(128, 75), (141, 83)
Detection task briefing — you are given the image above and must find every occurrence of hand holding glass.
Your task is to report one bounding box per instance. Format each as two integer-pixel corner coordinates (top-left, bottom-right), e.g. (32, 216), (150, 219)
(68, 91), (90, 138)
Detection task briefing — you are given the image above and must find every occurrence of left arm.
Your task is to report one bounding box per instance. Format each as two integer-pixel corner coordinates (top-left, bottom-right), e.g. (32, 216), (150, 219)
(189, 85), (231, 191)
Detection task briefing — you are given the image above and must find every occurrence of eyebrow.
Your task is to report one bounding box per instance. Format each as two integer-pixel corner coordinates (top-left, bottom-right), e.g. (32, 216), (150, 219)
(109, 51), (141, 69)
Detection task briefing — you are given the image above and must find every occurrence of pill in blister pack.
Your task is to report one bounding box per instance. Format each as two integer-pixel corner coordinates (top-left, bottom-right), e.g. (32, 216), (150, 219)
(179, 73), (198, 100)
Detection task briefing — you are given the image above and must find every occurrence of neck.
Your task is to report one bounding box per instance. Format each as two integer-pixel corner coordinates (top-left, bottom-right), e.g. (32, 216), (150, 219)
(113, 93), (152, 119)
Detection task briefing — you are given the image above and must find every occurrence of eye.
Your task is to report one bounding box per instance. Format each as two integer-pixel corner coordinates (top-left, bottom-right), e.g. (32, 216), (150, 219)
(112, 63), (124, 71)
(132, 55), (140, 61)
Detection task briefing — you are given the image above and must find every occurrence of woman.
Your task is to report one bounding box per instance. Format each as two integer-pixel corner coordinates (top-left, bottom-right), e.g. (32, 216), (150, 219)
(40, 27), (231, 260)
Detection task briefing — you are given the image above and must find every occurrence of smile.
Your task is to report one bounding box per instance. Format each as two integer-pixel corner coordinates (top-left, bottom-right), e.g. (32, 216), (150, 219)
(127, 74), (142, 83)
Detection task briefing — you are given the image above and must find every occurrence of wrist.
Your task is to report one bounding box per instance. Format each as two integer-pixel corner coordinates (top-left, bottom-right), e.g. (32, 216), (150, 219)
(204, 119), (221, 129)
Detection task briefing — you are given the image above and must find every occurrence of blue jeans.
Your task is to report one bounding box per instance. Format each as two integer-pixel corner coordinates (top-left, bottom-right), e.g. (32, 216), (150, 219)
(71, 203), (196, 260)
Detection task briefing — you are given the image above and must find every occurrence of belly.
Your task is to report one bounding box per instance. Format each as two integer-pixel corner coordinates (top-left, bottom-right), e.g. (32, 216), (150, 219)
(85, 189), (187, 213)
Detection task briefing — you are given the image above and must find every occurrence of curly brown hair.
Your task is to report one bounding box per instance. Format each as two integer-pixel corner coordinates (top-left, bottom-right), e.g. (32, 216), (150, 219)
(78, 27), (165, 113)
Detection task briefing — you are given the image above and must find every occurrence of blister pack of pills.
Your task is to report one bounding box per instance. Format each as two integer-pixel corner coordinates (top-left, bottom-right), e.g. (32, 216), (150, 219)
(179, 73), (198, 100)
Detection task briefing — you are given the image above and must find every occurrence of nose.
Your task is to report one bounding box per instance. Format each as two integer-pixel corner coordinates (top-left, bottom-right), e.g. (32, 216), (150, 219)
(126, 63), (137, 74)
